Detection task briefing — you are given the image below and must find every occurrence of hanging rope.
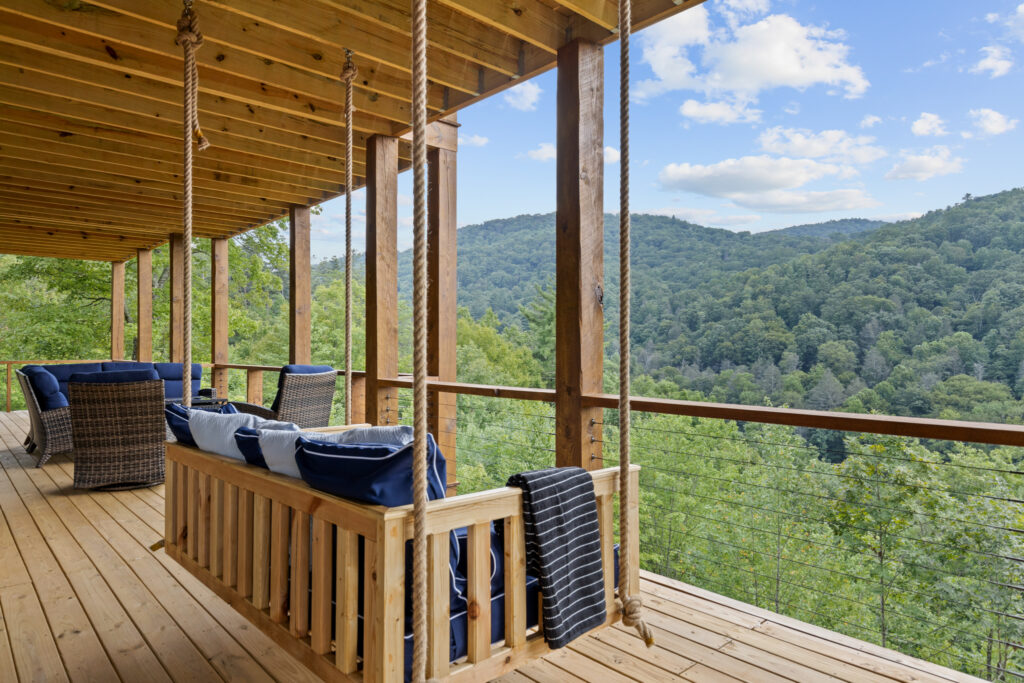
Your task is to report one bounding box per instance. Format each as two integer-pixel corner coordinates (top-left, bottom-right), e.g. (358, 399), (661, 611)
(176, 0), (209, 408)
(617, 0), (654, 648)
(341, 50), (358, 425)
(410, 0), (430, 679)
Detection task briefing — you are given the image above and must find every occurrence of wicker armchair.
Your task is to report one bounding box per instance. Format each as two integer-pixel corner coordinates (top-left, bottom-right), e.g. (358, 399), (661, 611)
(16, 369), (72, 466)
(69, 374), (166, 490)
(231, 366), (336, 428)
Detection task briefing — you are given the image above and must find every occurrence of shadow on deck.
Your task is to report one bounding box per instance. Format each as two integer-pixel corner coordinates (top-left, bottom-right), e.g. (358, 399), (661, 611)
(0, 411), (979, 682)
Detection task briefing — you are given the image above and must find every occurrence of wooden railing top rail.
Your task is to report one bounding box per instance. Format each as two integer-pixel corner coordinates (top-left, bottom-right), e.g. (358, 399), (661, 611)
(205, 364), (1024, 449)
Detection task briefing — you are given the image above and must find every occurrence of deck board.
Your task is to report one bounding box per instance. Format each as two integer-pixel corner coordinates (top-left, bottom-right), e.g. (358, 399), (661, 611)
(0, 411), (984, 683)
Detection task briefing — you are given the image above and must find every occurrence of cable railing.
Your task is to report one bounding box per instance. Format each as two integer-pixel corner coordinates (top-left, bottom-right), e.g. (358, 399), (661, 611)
(209, 364), (1024, 680)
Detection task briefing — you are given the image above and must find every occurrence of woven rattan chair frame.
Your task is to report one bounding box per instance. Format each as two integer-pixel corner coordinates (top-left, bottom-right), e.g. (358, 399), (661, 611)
(16, 369), (73, 467)
(231, 370), (336, 428)
(69, 378), (166, 490)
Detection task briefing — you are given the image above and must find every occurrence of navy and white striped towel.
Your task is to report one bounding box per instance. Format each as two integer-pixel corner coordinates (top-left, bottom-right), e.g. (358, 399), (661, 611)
(507, 467), (605, 648)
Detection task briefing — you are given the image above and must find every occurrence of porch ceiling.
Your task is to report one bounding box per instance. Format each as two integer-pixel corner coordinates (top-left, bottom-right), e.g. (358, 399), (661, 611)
(0, 0), (704, 262)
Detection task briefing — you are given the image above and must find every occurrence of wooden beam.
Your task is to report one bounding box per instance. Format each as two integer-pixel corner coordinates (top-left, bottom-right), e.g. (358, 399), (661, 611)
(137, 248), (153, 362)
(211, 238), (230, 398)
(555, 40), (604, 471)
(427, 124), (459, 491)
(551, 0), (619, 31)
(365, 135), (399, 426)
(110, 260), (126, 361)
(288, 206), (312, 365)
(169, 233), (185, 364)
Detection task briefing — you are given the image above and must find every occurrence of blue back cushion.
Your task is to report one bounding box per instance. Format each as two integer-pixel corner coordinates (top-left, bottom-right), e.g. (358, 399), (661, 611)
(101, 361), (155, 373)
(295, 433), (447, 506)
(69, 369), (160, 384)
(40, 362), (103, 400)
(155, 363), (202, 400)
(21, 366), (69, 411)
(233, 427), (267, 468)
(272, 364), (334, 412)
(164, 402), (237, 446)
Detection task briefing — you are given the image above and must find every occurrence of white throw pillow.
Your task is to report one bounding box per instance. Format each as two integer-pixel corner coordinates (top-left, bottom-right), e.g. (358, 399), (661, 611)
(190, 410), (298, 460)
(257, 425), (413, 479)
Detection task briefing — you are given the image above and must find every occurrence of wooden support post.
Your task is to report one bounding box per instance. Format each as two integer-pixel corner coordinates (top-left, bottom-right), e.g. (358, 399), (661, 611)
(428, 119), (458, 490)
(350, 374), (366, 424)
(169, 233), (185, 363)
(211, 238), (229, 398)
(110, 260), (125, 360)
(555, 40), (604, 470)
(365, 135), (399, 426)
(136, 248), (153, 362)
(289, 205), (312, 365)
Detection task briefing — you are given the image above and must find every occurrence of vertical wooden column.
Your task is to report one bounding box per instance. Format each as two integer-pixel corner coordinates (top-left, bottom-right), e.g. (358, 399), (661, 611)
(555, 40), (604, 470)
(169, 233), (185, 363)
(211, 237), (230, 398)
(428, 117), (459, 490)
(110, 260), (125, 360)
(289, 205), (312, 365)
(137, 248), (153, 362)
(365, 135), (399, 425)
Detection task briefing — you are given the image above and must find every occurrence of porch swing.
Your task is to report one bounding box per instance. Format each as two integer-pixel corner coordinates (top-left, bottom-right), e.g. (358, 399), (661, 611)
(162, 0), (647, 681)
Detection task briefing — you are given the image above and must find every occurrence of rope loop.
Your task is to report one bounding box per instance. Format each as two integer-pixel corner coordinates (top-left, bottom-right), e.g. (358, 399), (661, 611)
(620, 593), (655, 647)
(341, 49), (358, 84)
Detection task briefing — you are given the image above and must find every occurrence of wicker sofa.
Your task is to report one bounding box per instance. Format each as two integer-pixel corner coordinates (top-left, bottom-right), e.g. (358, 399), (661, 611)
(18, 361), (202, 466)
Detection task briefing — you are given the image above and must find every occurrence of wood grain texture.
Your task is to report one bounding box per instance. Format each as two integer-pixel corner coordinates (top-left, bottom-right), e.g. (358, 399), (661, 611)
(555, 39), (604, 470)
(365, 135), (400, 426)
(210, 238), (229, 398)
(110, 260), (125, 361)
(136, 248), (153, 362)
(289, 205), (312, 365)
(168, 233), (185, 364)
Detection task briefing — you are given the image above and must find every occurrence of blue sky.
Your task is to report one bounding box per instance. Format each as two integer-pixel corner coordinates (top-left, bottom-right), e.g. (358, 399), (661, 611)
(310, 0), (1024, 259)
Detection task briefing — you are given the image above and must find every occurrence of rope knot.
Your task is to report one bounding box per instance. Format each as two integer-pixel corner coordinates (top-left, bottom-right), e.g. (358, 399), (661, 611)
(620, 594), (655, 648)
(341, 62), (358, 84)
(175, 13), (204, 49)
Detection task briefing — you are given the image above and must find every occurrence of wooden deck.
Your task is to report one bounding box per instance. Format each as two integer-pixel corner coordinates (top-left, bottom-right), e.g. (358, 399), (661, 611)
(0, 410), (981, 683)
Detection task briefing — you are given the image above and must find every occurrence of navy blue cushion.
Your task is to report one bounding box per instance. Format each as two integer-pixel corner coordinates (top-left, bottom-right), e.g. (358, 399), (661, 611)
(40, 362), (103, 400)
(154, 363), (202, 400)
(21, 366), (68, 411)
(101, 361), (155, 372)
(233, 427), (267, 468)
(295, 433), (446, 506)
(164, 401), (237, 446)
(271, 364), (335, 412)
(69, 369), (160, 384)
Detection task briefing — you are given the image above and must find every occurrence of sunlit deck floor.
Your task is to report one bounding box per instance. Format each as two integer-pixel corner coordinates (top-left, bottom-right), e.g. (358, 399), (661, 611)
(0, 410), (981, 683)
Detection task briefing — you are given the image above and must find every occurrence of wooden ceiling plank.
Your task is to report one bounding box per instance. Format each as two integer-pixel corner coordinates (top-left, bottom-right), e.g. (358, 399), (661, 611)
(0, 224), (165, 248)
(0, 192), (247, 231)
(0, 106), (366, 183)
(550, 0), (619, 31)
(435, 0), (576, 52)
(0, 213), (228, 240)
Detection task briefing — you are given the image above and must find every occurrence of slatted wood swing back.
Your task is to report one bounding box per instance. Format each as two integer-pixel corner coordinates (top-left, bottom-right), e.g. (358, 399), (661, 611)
(164, 441), (639, 682)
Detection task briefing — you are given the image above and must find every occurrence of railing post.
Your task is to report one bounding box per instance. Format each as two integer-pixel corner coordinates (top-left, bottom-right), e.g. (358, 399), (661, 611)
(289, 206), (312, 365)
(428, 116), (459, 490)
(137, 248), (153, 362)
(365, 135), (400, 425)
(246, 369), (264, 406)
(169, 233), (185, 363)
(110, 260), (125, 361)
(555, 39), (604, 470)
(211, 238), (230, 398)
(5, 363), (11, 412)
(350, 374), (366, 424)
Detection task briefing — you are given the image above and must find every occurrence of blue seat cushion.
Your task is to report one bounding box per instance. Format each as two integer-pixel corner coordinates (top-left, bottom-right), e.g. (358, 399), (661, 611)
(164, 402), (237, 447)
(295, 432), (447, 506)
(155, 363), (203, 400)
(101, 361), (155, 373)
(271, 364), (334, 412)
(40, 362), (103, 400)
(21, 366), (68, 411)
(69, 369), (160, 384)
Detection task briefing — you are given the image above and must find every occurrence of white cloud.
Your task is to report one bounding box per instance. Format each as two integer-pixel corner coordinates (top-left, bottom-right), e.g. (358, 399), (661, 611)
(659, 155), (843, 196)
(758, 126), (886, 164)
(718, 0), (770, 28)
(632, 8), (710, 100)
(503, 81), (542, 111)
(886, 146), (964, 181)
(727, 189), (878, 213)
(525, 142), (556, 162)
(911, 112), (949, 137)
(604, 147), (620, 164)
(860, 115), (882, 129)
(968, 108), (1019, 136)
(784, 101), (801, 115)
(970, 45), (1013, 78)
(458, 134), (489, 147)
(986, 12), (1000, 23)
(646, 206), (761, 226)
(634, 10), (868, 113)
(680, 98), (761, 124)
(1009, 4), (1024, 41)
